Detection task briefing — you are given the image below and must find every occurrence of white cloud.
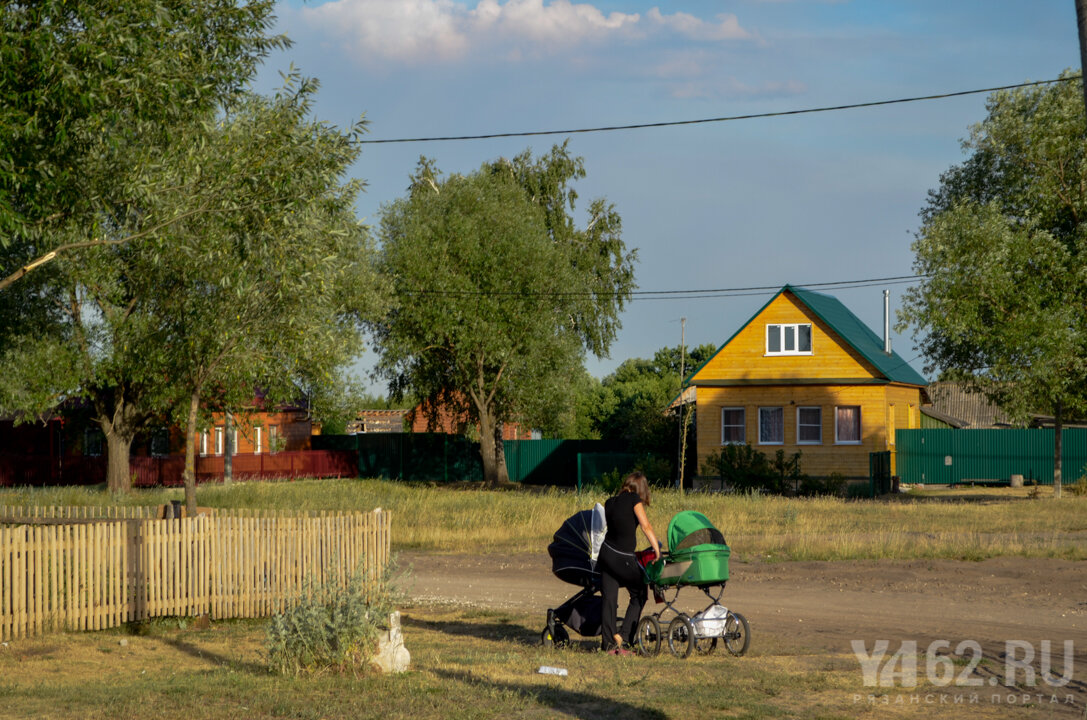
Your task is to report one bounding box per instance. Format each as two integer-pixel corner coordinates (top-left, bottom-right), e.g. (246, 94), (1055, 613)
(646, 7), (750, 41)
(298, 0), (749, 65)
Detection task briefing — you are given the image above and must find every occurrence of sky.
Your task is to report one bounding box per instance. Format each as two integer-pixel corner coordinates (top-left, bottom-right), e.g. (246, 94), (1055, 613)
(251, 0), (1080, 391)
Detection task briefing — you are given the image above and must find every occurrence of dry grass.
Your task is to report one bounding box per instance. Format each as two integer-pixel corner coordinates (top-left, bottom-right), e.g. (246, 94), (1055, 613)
(0, 605), (1061, 720)
(2, 479), (1085, 561)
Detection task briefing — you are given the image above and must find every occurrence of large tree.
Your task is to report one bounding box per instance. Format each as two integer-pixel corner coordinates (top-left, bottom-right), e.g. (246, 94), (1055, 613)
(371, 144), (636, 486)
(899, 71), (1087, 497)
(140, 84), (383, 512)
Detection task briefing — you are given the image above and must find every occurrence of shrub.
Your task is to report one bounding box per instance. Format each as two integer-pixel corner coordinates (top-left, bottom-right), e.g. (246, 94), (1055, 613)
(266, 565), (395, 676)
(701, 444), (773, 493)
(1066, 476), (1087, 497)
(800, 472), (847, 497)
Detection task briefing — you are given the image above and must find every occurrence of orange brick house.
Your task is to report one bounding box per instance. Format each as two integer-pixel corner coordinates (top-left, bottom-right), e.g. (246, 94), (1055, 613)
(689, 285), (929, 479)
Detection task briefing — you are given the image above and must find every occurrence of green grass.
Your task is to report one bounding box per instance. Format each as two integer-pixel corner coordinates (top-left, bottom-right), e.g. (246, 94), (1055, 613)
(2, 478), (1086, 561)
(0, 606), (1037, 720)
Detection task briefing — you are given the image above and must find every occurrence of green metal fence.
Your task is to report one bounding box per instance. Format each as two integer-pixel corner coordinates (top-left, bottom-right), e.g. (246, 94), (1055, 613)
(313, 434), (630, 485)
(895, 428), (1087, 485)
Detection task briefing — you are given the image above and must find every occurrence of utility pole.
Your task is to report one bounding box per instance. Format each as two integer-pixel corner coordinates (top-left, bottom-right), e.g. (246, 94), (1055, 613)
(675, 317), (687, 492)
(1077, 0), (1087, 117)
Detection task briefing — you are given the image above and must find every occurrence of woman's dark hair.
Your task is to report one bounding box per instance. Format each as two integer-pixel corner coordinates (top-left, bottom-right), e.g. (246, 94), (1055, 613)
(620, 471), (651, 506)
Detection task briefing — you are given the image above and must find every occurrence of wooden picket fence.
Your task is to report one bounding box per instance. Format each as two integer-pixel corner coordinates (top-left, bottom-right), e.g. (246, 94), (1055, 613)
(0, 506), (391, 641)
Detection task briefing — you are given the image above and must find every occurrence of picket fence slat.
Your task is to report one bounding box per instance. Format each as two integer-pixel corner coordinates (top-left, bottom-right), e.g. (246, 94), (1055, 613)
(0, 507), (390, 641)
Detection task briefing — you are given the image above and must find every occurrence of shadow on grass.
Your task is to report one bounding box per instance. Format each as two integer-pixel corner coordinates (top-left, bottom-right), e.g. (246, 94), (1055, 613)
(159, 635), (269, 675)
(402, 615), (539, 646)
(433, 667), (667, 720)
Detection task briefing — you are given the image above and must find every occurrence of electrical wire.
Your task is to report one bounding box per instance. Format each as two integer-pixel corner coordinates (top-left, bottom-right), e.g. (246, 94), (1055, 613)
(360, 76), (1079, 145)
(400, 273), (928, 300)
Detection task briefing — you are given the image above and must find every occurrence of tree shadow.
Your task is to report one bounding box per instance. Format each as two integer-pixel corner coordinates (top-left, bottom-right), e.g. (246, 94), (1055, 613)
(433, 667), (668, 720)
(159, 635), (269, 675)
(402, 615), (540, 646)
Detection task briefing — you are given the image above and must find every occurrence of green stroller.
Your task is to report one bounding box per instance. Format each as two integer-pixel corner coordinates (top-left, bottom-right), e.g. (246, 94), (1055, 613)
(637, 510), (750, 658)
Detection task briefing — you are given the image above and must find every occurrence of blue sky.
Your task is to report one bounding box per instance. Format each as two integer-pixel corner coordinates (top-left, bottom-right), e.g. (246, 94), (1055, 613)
(253, 0), (1078, 390)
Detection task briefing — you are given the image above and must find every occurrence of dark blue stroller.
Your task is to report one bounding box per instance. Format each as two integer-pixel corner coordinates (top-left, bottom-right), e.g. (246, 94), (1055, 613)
(541, 504), (606, 646)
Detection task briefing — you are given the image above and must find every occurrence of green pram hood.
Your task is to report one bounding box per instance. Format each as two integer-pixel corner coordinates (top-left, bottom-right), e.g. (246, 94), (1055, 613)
(667, 510), (727, 554)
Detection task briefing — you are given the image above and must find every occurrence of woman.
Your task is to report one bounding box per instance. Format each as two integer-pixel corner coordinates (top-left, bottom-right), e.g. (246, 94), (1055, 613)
(599, 471), (661, 655)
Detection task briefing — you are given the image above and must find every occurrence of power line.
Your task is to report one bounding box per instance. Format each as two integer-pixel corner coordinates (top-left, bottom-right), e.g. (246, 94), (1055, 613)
(400, 273), (928, 300)
(360, 76), (1079, 145)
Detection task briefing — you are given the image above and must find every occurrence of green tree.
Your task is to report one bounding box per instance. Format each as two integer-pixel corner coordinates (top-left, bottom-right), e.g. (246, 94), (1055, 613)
(899, 71), (1087, 497)
(0, 0), (283, 272)
(371, 144), (635, 486)
(131, 85), (383, 510)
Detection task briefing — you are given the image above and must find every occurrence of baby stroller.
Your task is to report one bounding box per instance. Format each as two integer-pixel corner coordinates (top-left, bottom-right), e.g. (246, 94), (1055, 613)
(541, 504), (606, 647)
(638, 510), (750, 658)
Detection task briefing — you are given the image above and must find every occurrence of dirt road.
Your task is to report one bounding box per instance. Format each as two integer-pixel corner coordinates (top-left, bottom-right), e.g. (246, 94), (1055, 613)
(398, 551), (1087, 709)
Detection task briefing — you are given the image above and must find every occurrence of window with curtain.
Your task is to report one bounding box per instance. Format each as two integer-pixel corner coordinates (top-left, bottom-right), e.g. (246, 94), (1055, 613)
(721, 408), (745, 444)
(759, 407), (784, 444)
(836, 406), (861, 444)
(797, 407), (822, 444)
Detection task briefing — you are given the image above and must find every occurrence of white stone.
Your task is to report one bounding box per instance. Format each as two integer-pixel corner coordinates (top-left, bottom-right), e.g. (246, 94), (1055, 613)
(372, 610), (410, 674)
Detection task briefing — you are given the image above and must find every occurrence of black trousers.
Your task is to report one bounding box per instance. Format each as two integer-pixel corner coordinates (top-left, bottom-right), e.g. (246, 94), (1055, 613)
(598, 543), (647, 650)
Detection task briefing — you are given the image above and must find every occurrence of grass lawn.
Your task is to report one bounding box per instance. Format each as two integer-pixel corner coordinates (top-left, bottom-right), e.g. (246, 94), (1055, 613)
(2, 478), (1085, 561)
(0, 603), (1055, 720)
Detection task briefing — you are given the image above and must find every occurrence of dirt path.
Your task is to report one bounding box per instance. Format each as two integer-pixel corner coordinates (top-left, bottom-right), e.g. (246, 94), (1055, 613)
(397, 551), (1087, 709)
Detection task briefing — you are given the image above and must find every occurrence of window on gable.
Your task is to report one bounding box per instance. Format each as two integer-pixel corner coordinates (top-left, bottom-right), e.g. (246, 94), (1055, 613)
(759, 407), (784, 444)
(721, 408), (745, 444)
(766, 323), (812, 355)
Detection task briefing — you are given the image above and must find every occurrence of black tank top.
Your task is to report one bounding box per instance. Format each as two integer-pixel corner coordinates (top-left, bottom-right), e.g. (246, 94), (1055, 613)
(603, 491), (640, 553)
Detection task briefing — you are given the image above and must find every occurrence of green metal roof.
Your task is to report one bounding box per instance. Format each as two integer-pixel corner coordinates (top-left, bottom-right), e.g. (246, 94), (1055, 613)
(687, 285), (928, 388)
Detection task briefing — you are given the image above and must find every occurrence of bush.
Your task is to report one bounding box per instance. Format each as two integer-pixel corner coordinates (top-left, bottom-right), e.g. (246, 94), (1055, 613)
(800, 472), (847, 497)
(266, 565), (395, 676)
(1067, 475), (1087, 497)
(701, 444), (773, 493)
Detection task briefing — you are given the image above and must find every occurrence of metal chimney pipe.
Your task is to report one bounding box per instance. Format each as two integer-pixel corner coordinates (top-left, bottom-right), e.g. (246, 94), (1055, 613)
(883, 290), (892, 355)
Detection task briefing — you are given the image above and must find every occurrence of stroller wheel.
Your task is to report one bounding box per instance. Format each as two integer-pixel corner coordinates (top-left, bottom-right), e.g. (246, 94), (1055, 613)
(541, 624), (569, 648)
(723, 611), (750, 656)
(635, 615), (661, 656)
(667, 615), (696, 659)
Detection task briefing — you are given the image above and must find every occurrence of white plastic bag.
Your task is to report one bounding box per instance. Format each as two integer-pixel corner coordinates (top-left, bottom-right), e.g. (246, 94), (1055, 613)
(692, 604), (730, 637)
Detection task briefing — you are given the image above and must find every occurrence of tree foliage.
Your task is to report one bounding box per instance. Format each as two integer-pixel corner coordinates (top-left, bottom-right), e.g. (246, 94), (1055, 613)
(899, 71), (1087, 494)
(371, 144), (636, 486)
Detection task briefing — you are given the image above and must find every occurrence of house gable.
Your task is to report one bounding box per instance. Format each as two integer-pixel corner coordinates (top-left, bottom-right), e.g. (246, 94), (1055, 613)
(690, 288), (887, 386)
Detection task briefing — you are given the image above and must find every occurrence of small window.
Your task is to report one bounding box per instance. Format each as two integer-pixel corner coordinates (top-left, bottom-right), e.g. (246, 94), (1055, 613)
(84, 429), (104, 457)
(200, 431), (209, 457)
(758, 407), (784, 445)
(150, 428), (170, 457)
(269, 424), (279, 453)
(214, 427), (224, 456)
(797, 407), (822, 444)
(836, 406), (862, 444)
(254, 426), (262, 454)
(766, 323), (812, 355)
(721, 408), (745, 444)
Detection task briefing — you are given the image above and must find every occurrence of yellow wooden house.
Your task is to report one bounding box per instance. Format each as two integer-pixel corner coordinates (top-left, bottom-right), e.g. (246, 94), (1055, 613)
(689, 285), (928, 479)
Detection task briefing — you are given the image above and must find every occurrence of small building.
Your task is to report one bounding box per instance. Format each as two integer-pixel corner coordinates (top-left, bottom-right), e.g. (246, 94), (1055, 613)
(689, 285), (929, 479)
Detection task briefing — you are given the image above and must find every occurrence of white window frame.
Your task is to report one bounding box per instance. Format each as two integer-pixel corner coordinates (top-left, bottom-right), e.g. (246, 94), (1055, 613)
(766, 323), (813, 356)
(835, 406), (862, 445)
(758, 407), (784, 445)
(254, 426), (262, 454)
(214, 427), (224, 456)
(720, 407), (746, 445)
(797, 406), (822, 445)
(200, 431), (209, 457)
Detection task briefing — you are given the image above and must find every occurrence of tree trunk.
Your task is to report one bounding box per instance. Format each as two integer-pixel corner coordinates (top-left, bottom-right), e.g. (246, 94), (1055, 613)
(103, 428), (134, 493)
(494, 423), (510, 485)
(478, 410), (499, 487)
(223, 410), (233, 487)
(182, 390), (201, 516)
(1054, 402), (1063, 499)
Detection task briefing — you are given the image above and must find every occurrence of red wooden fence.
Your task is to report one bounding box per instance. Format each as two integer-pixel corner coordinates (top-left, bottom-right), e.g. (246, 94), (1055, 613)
(0, 451), (357, 487)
